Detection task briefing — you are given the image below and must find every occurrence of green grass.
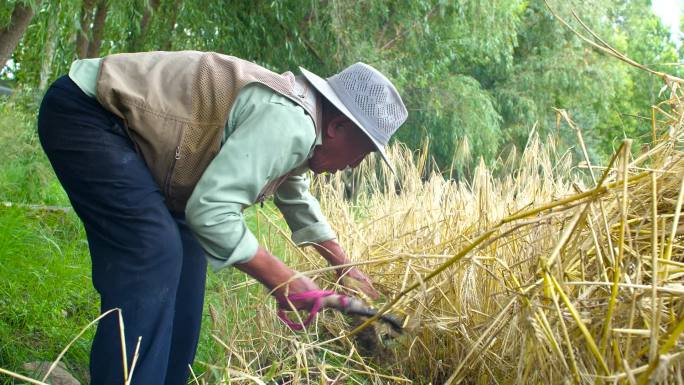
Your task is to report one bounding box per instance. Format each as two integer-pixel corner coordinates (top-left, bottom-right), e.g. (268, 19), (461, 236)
(0, 206), (95, 383)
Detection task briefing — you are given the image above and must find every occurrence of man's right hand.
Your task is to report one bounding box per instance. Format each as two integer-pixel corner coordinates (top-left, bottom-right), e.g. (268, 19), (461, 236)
(274, 275), (321, 311)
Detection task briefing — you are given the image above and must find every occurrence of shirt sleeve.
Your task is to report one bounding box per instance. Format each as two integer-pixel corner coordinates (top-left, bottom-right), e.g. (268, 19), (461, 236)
(68, 58), (103, 98)
(185, 87), (316, 270)
(274, 170), (337, 246)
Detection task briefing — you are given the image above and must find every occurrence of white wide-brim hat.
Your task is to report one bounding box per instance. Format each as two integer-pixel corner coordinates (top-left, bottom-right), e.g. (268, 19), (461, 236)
(300, 63), (408, 175)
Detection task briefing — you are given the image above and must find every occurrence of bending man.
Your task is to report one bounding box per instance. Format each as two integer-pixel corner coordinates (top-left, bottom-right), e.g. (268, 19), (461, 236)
(37, 51), (408, 385)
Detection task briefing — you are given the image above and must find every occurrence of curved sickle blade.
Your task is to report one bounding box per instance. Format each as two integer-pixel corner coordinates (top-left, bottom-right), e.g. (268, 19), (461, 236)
(322, 295), (404, 333)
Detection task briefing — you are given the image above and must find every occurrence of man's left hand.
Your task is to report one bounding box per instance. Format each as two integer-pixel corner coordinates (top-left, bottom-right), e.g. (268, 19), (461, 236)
(313, 239), (380, 300)
(336, 266), (379, 300)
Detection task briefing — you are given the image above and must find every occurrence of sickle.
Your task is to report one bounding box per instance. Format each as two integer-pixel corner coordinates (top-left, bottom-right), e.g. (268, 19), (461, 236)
(321, 294), (404, 333)
(278, 291), (404, 333)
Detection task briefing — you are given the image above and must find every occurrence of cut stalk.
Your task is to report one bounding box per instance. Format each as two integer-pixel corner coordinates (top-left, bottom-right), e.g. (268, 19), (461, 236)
(548, 273), (609, 374)
(600, 140), (632, 359)
(649, 172), (660, 362)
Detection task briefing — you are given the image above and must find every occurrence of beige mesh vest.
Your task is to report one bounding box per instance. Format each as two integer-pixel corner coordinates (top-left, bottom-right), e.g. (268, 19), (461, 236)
(95, 51), (321, 213)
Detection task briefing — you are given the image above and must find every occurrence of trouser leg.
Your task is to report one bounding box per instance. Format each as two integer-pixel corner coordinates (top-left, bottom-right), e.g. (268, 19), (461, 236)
(37, 76), (205, 385)
(165, 219), (207, 385)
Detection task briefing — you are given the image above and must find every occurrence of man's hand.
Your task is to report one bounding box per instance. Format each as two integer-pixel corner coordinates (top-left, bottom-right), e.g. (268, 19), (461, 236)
(337, 266), (379, 300)
(313, 239), (380, 300)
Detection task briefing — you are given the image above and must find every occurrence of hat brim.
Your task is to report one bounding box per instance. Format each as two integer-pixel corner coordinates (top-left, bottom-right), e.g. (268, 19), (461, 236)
(299, 66), (397, 175)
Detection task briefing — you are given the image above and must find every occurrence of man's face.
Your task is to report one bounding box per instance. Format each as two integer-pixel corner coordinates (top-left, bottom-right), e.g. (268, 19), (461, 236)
(309, 117), (376, 174)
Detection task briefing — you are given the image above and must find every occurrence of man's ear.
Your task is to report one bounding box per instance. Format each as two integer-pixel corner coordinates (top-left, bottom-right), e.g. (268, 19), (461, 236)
(325, 115), (347, 138)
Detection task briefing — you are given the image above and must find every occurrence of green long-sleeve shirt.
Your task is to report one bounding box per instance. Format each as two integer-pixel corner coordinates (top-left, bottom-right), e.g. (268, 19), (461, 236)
(69, 59), (336, 269)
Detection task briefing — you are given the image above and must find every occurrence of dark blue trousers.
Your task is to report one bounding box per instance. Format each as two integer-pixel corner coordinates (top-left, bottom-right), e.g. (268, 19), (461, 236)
(38, 76), (208, 385)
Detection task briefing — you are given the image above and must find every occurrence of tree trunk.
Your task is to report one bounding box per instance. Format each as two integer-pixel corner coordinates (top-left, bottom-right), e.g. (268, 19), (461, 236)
(130, 0), (161, 51)
(76, 0), (95, 59)
(0, 1), (39, 70)
(86, 0), (108, 58)
(161, 0), (183, 51)
(39, 3), (59, 91)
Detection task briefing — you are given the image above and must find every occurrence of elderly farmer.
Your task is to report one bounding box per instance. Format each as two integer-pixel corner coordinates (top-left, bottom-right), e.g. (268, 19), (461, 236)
(37, 51), (407, 385)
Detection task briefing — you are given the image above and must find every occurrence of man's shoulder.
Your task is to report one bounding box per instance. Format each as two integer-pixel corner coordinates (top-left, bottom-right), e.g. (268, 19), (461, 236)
(235, 83), (315, 131)
(228, 84), (317, 152)
(240, 83), (305, 112)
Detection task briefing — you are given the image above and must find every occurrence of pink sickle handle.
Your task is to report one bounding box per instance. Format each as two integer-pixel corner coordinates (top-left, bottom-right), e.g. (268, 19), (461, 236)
(277, 290), (350, 331)
(278, 291), (404, 332)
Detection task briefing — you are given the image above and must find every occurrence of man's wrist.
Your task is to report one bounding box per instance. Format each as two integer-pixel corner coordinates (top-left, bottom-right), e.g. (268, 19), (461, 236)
(313, 239), (348, 266)
(322, 249), (347, 266)
(235, 246), (294, 293)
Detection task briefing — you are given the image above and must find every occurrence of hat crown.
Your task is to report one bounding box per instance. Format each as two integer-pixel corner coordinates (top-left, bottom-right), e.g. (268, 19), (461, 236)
(328, 63), (407, 146)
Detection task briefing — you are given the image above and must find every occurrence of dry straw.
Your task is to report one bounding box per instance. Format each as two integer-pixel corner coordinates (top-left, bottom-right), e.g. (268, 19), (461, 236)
(206, 82), (683, 384)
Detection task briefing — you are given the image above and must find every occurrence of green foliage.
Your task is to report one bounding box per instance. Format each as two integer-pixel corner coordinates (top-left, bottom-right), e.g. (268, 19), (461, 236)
(7, 2), (76, 87)
(407, 74), (502, 175)
(494, 6), (629, 163)
(0, 95), (68, 205)
(597, 0), (682, 152)
(2, 0), (681, 172)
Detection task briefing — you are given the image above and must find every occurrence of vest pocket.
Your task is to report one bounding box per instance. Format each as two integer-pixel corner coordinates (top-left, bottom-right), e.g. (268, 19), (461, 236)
(122, 109), (183, 199)
(163, 120), (184, 201)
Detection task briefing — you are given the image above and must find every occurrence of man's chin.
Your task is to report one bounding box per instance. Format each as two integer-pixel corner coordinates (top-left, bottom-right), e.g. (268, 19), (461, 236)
(309, 163), (324, 174)
(309, 164), (338, 175)
(311, 168), (338, 175)
(309, 160), (332, 174)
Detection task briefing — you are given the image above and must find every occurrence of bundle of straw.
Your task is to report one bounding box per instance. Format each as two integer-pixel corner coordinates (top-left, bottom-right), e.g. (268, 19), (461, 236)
(203, 79), (684, 384)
